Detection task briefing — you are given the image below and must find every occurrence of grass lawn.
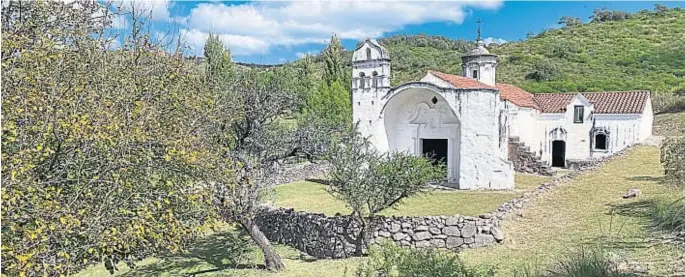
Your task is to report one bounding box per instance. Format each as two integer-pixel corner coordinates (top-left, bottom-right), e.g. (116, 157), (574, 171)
(74, 146), (683, 277)
(270, 174), (552, 217)
(654, 111), (685, 137)
(460, 145), (685, 276)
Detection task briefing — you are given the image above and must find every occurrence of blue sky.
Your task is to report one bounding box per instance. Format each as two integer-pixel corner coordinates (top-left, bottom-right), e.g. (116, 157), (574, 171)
(111, 1), (685, 64)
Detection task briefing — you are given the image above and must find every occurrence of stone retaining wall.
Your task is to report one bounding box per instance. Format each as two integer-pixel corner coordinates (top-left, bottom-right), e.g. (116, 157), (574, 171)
(508, 137), (553, 176)
(257, 145), (636, 259)
(265, 162), (330, 186)
(256, 207), (503, 259)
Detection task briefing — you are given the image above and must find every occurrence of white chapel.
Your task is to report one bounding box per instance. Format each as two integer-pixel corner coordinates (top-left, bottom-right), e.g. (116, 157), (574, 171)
(351, 36), (653, 190)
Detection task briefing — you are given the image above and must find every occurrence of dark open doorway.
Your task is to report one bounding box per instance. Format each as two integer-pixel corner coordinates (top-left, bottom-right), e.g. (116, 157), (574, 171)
(422, 139), (448, 166)
(551, 140), (566, 167)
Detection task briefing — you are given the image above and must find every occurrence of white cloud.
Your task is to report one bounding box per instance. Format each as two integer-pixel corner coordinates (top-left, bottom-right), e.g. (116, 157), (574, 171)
(295, 51), (318, 58)
(178, 0), (503, 55)
(483, 37), (507, 45)
(111, 14), (128, 29)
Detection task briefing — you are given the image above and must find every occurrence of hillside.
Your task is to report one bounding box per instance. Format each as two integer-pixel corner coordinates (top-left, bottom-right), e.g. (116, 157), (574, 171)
(293, 7), (684, 97)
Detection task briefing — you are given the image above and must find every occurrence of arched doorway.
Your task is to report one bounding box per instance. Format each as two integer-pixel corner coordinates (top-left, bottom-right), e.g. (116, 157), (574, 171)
(552, 140), (566, 167)
(381, 84), (460, 183)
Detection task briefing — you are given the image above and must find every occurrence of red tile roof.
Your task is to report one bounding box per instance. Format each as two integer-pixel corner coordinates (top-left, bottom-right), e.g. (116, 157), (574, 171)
(428, 70), (494, 89)
(425, 71), (650, 114)
(533, 91), (650, 114)
(496, 83), (540, 110)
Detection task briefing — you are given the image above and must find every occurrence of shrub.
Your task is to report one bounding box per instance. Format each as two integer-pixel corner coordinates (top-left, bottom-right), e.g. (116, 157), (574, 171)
(355, 242), (494, 277)
(661, 136), (685, 188)
(651, 197), (685, 233)
(514, 248), (634, 277)
(653, 92), (685, 114)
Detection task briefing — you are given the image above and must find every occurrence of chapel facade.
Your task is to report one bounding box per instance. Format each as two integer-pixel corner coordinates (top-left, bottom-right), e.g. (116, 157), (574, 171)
(351, 37), (653, 190)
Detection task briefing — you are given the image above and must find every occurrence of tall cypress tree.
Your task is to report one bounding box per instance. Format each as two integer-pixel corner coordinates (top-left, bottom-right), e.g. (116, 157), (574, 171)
(322, 34), (345, 87)
(203, 34), (232, 85)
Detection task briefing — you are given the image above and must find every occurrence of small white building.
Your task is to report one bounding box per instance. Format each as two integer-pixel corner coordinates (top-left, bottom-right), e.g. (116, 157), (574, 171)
(351, 38), (653, 190)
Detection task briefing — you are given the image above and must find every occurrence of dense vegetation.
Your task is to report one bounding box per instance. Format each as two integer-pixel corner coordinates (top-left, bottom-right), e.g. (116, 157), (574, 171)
(287, 5), (685, 112)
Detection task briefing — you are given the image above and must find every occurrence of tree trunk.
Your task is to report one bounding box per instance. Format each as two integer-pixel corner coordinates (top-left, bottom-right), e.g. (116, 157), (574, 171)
(241, 219), (285, 271)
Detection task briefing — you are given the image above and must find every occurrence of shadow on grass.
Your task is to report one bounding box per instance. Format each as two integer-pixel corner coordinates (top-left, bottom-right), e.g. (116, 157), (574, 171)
(607, 198), (685, 236)
(624, 175), (665, 183)
(120, 229), (266, 277)
(304, 178), (330, 185)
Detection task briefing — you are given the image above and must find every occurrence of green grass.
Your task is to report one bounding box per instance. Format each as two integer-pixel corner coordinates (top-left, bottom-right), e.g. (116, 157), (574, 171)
(74, 146), (683, 277)
(460, 146), (684, 276)
(272, 174), (551, 217)
(654, 111), (685, 137)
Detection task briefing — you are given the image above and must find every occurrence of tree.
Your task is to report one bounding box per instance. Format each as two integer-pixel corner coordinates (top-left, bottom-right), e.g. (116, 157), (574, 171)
(1, 1), (212, 276)
(301, 80), (352, 128)
(325, 130), (445, 255)
(322, 34), (346, 87)
(525, 61), (562, 82)
(296, 54), (316, 113)
(202, 69), (337, 271)
(558, 16), (582, 27)
(203, 33), (232, 86)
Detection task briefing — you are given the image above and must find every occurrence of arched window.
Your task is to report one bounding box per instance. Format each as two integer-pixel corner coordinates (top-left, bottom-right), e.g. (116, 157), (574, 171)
(372, 71), (378, 88)
(366, 48), (372, 60)
(359, 72), (366, 89)
(591, 127), (610, 151)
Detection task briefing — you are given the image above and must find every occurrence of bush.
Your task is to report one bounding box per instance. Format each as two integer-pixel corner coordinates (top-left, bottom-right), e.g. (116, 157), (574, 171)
(653, 92), (685, 114)
(661, 136), (685, 188)
(514, 248), (634, 277)
(651, 197), (685, 233)
(355, 242), (494, 277)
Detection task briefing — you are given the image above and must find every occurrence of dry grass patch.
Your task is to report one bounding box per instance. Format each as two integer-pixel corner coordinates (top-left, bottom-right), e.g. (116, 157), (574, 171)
(654, 111), (685, 137)
(460, 146), (684, 276)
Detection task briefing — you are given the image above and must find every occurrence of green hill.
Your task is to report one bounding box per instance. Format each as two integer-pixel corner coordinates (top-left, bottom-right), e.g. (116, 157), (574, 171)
(288, 6), (685, 112)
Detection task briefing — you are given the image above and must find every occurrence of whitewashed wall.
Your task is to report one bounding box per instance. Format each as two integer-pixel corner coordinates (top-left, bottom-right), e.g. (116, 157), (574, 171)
(592, 114), (641, 158)
(639, 98), (653, 142)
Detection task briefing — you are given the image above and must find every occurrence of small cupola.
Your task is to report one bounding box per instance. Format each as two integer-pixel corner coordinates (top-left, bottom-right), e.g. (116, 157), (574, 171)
(461, 20), (498, 87)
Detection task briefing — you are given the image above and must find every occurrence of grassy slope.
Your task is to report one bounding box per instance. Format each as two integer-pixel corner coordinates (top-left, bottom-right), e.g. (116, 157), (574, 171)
(461, 146), (684, 276)
(654, 111), (685, 137)
(75, 145), (683, 277)
(294, 9), (684, 96)
(272, 174), (551, 217)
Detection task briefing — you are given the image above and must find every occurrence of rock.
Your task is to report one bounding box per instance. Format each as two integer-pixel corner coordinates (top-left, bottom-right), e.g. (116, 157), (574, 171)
(415, 240), (431, 248)
(445, 217), (460, 226)
(623, 188), (641, 199)
(446, 237), (464, 248)
(461, 223), (476, 237)
(401, 222), (412, 229)
(413, 231), (432, 241)
(429, 227), (441, 235)
(378, 231), (391, 238)
(416, 225), (429, 231)
(491, 227), (504, 241)
(393, 232), (408, 241)
(474, 234), (495, 247)
(431, 239), (446, 248)
(479, 213), (492, 219)
(442, 226), (461, 236)
(463, 237), (475, 244)
(399, 240), (411, 246)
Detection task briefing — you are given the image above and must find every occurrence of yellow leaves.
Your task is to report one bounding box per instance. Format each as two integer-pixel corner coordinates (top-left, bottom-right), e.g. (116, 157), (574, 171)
(16, 254), (31, 264)
(59, 216), (68, 225)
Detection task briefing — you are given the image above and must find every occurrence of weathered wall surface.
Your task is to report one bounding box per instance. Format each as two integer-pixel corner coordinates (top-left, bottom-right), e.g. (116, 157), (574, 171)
(256, 207), (503, 259)
(265, 162), (330, 186)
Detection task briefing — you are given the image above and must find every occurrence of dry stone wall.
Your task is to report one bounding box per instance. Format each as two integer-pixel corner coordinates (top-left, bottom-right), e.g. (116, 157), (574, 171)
(256, 145), (636, 259)
(256, 207), (503, 259)
(508, 137), (553, 176)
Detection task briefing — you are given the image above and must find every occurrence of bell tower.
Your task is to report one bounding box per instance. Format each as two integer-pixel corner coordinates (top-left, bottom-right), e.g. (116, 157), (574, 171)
(461, 19), (497, 86)
(351, 38), (391, 139)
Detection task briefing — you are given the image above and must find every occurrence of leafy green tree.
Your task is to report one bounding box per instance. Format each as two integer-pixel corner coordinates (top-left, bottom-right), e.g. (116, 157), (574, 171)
(301, 80), (352, 127)
(325, 130), (445, 255)
(525, 61), (562, 82)
(1, 2), (213, 276)
(322, 34), (346, 87)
